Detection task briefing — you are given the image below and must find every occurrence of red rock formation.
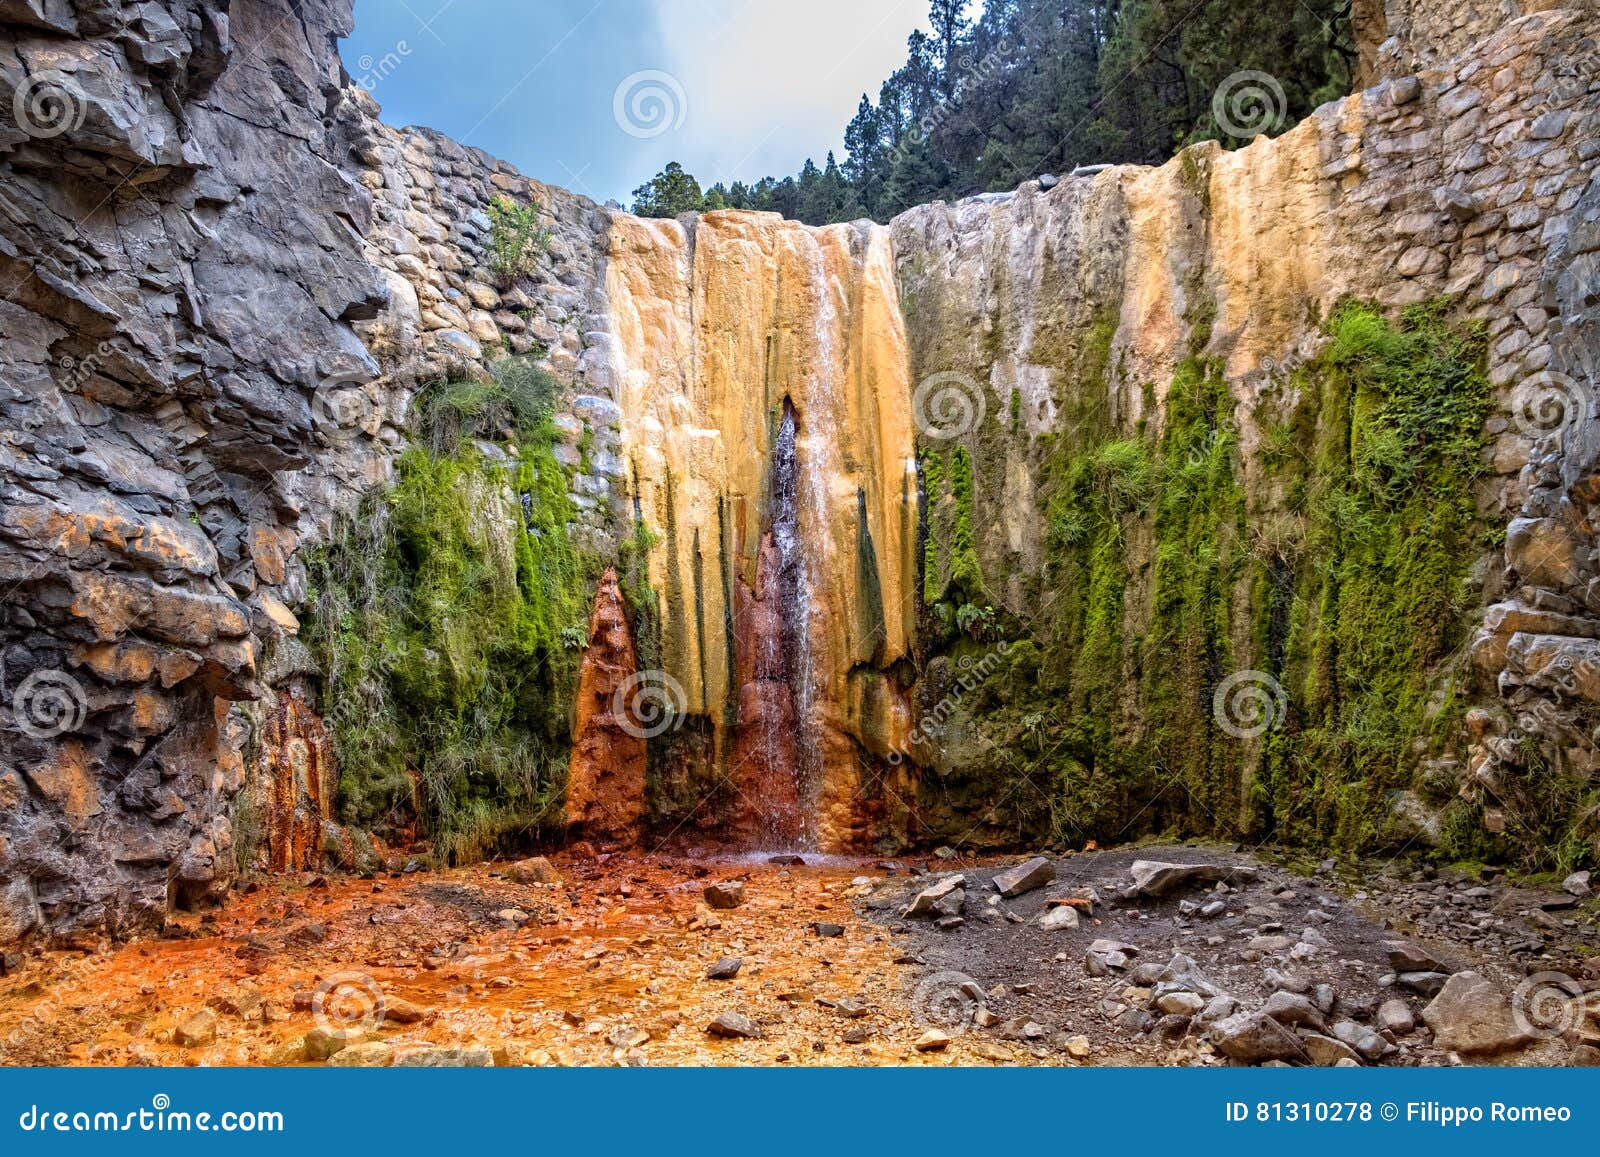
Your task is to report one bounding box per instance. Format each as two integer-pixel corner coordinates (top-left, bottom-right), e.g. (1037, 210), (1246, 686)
(728, 533), (804, 848)
(565, 569), (648, 844)
(256, 688), (337, 873)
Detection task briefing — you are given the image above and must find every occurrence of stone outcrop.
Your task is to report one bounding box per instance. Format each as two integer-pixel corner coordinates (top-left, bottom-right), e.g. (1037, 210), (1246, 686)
(565, 568), (647, 844)
(1, 0), (385, 943)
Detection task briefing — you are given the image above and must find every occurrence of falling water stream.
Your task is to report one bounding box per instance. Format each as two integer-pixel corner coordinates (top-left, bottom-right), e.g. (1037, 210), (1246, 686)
(769, 399), (818, 849)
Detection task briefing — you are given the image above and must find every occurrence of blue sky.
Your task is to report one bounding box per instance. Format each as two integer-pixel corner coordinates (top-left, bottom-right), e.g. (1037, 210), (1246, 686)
(343, 0), (934, 205)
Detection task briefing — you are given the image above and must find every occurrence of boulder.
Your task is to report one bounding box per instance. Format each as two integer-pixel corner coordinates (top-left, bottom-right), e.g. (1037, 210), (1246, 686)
(1384, 940), (1449, 973)
(1377, 998), (1416, 1035)
(393, 1045), (494, 1066)
(327, 1042), (395, 1067)
(903, 875), (965, 918)
(1303, 1034), (1362, 1066)
(707, 1011), (761, 1039)
(706, 956), (743, 980)
(1127, 860), (1255, 898)
(504, 856), (562, 885)
(703, 881), (746, 909)
(1261, 990), (1326, 1031)
(1039, 905), (1080, 930)
(1421, 971), (1535, 1055)
(1209, 1011), (1306, 1063)
(174, 1009), (218, 1048)
(993, 856), (1055, 898)
(914, 1029), (952, 1052)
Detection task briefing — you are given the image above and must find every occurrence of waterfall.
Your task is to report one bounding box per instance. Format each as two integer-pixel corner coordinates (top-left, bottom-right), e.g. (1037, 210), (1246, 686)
(598, 211), (919, 850)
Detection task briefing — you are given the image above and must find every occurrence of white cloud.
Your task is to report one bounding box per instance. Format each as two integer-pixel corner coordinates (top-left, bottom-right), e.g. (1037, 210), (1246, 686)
(630, 0), (930, 190)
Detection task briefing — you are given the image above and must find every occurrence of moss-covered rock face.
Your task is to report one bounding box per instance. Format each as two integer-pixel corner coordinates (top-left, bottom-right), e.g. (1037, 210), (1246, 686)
(907, 297), (1495, 855)
(303, 361), (598, 864)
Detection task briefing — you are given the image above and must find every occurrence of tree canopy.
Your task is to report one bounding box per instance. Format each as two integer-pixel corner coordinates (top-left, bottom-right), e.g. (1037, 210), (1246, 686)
(630, 0), (1355, 224)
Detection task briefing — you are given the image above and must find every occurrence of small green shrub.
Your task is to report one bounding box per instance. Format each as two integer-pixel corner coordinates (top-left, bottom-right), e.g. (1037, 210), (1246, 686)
(485, 195), (551, 287)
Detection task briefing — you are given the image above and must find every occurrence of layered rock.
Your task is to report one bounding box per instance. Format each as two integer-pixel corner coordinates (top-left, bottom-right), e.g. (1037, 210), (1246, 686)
(0, 0), (386, 943)
(592, 211), (919, 850)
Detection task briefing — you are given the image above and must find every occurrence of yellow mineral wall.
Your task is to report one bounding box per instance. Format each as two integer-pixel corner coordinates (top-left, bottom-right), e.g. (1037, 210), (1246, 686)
(600, 210), (919, 848)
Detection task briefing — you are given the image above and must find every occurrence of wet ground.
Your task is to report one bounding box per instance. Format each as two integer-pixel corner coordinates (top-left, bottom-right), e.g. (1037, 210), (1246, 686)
(0, 842), (1595, 1066)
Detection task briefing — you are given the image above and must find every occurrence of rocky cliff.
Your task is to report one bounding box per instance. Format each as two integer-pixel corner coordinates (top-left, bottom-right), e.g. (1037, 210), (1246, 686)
(1, 0), (1596, 944)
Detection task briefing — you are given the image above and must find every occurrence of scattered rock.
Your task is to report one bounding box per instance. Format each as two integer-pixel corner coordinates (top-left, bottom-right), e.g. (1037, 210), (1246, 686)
(1039, 905), (1080, 930)
(1421, 971), (1534, 1055)
(903, 876), (965, 918)
(504, 856), (562, 886)
(174, 1009), (218, 1048)
(813, 923), (845, 937)
(1209, 1011), (1306, 1063)
(1385, 940), (1448, 973)
(1563, 870), (1592, 897)
(993, 856), (1055, 898)
(607, 1024), (650, 1049)
(707, 1011), (761, 1039)
(703, 881), (746, 909)
(705, 956), (743, 980)
(1127, 861), (1255, 898)
(1398, 971), (1450, 996)
(768, 854), (806, 866)
(1377, 998), (1416, 1035)
(382, 996), (427, 1025)
(914, 1029), (951, 1052)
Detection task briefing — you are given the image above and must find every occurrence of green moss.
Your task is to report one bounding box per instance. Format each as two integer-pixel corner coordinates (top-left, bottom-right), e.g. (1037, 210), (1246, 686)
(305, 357), (598, 864)
(911, 299), (1495, 856)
